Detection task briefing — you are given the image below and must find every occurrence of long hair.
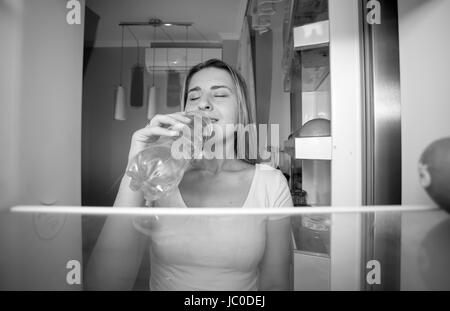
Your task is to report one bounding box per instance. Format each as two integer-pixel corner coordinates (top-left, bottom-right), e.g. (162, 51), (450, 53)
(180, 59), (258, 163)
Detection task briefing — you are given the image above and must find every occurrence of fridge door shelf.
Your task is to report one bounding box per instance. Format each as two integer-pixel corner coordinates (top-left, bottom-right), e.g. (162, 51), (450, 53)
(286, 136), (332, 160)
(293, 20), (330, 50)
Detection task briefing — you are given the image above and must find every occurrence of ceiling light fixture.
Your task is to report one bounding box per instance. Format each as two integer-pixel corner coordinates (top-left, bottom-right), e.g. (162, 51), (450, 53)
(118, 18), (222, 72)
(128, 26), (144, 107)
(113, 25), (126, 120)
(119, 18), (192, 27)
(147, 25), (157, 120)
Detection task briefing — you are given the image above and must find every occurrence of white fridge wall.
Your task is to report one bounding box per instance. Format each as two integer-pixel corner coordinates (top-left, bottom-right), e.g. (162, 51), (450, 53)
(398, 0), (450, 207)
(328, 0), (363, 291)
(0, 213), (82, 290)
(294, 252), (330, 291)
(398, 0), (450, 290)
(0, 0), (84, 290)
(400, 210), (449, 290)
(0, 0), (22, 210)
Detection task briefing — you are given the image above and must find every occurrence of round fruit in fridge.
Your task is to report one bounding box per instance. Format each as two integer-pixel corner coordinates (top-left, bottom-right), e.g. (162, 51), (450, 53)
(299, 118), (330, 137)
(418, 137), (450, 213)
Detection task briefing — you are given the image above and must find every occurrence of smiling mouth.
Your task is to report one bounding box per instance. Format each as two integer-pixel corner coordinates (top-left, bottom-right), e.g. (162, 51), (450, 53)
(210, 118), (219, 123)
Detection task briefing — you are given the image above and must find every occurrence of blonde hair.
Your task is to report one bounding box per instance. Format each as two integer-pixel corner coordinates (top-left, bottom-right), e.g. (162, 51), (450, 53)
(180, 59), (258, 163)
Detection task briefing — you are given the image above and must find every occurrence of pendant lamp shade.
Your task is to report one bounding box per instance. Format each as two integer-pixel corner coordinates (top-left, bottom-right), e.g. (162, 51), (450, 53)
(130, 64), (144, 107)
(147, 85), (157, 120)
(114, 26), (127, 120)
(114, 85), (126, 120)
(147, 25), (157, 120)
(127, 25), (144, 108)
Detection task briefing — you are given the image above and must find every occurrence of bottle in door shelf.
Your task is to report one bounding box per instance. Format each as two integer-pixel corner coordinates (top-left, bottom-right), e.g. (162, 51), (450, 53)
(297, 214), (330, 255)
(290, 189), (331, 255)
(292, 189), (307, 206)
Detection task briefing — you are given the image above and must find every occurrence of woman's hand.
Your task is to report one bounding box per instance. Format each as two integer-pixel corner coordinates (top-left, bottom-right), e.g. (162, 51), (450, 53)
(127, 112), (192, 164)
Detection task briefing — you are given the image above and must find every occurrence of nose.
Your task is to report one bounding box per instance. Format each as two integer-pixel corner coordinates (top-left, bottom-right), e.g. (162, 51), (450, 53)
(197, 95), (213, 111)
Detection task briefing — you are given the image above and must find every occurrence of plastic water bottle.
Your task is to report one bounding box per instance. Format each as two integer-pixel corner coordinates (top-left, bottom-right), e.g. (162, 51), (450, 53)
(126, 111), (212, 203)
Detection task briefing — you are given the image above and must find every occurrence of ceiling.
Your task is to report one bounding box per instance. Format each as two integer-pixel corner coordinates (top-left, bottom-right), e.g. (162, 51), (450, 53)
(86, 0), (247, 47)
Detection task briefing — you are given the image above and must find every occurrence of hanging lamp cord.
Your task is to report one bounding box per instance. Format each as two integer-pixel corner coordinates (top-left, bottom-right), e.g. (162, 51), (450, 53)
(119, 25), (124, 85)
(126, 26), (140, 65)
(152, 26), (156, 86)
(185, 25), (189, 72)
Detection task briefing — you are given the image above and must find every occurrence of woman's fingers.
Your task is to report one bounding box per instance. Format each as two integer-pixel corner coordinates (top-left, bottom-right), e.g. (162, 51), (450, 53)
(149, 113), (191, 128)
(148, 114), (179, 128)
(169, 112), (192, 123)
(127, 112), (193, 163)
(134, 126), (180, 142)
(129, 112), (193, 155)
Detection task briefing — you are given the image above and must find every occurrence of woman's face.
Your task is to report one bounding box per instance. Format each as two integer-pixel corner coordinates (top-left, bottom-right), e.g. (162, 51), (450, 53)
(184, 67), (238, 138)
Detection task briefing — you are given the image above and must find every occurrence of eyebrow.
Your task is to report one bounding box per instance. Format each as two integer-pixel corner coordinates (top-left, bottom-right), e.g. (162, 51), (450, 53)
(187, 85), (232, 93)
(211, 85), (232, 91)
(188, 86), (201, 93)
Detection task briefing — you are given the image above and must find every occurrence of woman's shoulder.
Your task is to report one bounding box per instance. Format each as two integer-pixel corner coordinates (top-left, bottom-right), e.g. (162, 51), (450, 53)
(228, 161), (288, 186)
(254, 163), (293, 208)
(256, 164), (290, 192)
(256, 163), (286, 180)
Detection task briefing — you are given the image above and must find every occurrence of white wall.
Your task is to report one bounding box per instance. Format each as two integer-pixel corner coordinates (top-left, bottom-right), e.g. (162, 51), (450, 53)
(0, 0), (84, 290)
(398, 0), (450, 290)
(398, 0), (450, 206)
(0, 0), (84, 208)
(0, 0), (22, 210)
(328, 0), (363, 291)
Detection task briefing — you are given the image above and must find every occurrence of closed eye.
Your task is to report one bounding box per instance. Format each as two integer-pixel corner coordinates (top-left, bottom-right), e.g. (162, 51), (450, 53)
(213, 92), (229, 97)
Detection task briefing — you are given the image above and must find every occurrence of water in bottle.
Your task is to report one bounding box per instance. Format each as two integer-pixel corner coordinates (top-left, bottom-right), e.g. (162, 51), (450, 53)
(126, 111), (212, 202)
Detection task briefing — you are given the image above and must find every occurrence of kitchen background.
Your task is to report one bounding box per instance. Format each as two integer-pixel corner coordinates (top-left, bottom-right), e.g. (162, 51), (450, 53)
(0, 0), (449, 290)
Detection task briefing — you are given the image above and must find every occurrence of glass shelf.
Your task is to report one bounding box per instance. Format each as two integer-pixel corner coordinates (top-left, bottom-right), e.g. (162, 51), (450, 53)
(1, 205), (448, 290)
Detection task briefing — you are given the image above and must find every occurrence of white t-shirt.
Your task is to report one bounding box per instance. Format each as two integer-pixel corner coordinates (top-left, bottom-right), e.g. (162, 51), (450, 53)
(133, 163), (293, 291)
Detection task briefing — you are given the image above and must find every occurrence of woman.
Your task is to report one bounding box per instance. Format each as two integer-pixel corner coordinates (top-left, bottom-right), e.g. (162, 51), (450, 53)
(86, 59), (293, 291)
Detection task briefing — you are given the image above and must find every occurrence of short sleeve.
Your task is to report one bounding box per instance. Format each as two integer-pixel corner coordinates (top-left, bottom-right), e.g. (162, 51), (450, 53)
(132, 216), (158, 236)
(268, 168), (293, 221)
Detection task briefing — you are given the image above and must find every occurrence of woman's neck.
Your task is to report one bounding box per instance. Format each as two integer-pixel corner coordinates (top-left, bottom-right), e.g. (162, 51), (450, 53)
(190, 158), (230, 175)
(190, 133), (241, 174)
(191, 157), (254, 175)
